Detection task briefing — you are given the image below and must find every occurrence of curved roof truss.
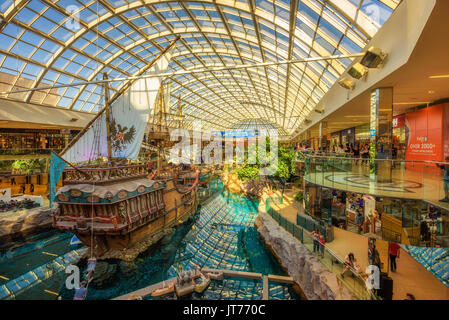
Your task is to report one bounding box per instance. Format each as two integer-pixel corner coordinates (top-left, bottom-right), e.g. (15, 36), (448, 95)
(0, 0), (399, 136)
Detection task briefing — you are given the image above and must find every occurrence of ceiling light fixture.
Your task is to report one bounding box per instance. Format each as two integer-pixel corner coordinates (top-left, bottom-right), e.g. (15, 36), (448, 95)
(393, 102), (430, 105)
(429, 75), (449, 79)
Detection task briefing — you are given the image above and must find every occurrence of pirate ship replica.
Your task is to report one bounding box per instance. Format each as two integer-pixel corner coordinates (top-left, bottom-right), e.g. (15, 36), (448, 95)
(51, 38), (200, 261)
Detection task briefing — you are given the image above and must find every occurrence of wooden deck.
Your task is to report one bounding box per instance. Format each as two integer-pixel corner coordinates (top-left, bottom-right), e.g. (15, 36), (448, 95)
(113, 268), (294, 300)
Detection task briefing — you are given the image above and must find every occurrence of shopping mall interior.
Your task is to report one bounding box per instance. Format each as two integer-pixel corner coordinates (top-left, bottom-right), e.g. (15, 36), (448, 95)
(0, 0), (448, 302)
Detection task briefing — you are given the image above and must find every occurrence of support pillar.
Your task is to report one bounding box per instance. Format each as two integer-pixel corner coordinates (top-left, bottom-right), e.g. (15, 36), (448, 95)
(369, 88), (393, 182)
(319, 122), (322, 152)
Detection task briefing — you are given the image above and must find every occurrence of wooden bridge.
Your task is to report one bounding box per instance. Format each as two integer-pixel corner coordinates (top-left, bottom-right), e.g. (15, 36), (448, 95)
(113, 268), (294, 300)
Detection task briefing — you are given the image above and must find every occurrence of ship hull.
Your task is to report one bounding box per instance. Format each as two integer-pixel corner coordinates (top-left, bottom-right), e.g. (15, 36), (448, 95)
(53, 173), (199, 261)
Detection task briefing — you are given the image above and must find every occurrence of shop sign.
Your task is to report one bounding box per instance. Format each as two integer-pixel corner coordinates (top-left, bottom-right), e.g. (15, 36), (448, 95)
(363, 195), (376, 218)
(392, 114), (405, 129)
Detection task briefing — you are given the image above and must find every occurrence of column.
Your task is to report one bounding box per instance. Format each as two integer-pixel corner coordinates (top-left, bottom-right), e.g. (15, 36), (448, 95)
(369, 87), (393, 182)
(320, 121), (328, 152)
(319, 122), (322, 152)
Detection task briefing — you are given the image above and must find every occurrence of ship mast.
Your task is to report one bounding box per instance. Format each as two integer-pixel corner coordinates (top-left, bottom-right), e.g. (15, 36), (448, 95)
(156, 84), (164, 175)
(103, 72), (112, 160)
(178, 97), (182, 129)
(59, 36), (180, 158)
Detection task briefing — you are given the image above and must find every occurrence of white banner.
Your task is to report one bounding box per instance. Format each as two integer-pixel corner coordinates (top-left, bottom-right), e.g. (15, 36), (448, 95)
(63, 49), (173, 163)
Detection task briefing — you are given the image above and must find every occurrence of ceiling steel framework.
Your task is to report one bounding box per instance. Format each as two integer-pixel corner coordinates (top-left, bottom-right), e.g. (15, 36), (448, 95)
(0, 0), (399, 138)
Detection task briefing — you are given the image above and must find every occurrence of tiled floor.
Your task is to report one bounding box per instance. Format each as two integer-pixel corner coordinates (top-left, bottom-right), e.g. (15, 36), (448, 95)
(388, 249), (449, 300)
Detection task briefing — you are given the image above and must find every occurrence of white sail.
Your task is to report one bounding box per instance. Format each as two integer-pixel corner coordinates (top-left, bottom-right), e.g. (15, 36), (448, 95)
(63, 49), (173, 164)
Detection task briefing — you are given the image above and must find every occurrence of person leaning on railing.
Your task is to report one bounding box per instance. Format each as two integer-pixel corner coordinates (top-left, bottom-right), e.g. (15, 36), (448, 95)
(341, 253), (358, 278)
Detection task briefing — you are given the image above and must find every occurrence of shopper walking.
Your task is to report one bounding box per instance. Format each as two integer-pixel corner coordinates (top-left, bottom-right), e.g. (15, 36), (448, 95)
(389, 241), (401, 272)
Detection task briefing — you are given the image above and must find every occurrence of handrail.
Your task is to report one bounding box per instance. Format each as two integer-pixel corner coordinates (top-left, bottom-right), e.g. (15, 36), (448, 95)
(297, 151), (449, 166)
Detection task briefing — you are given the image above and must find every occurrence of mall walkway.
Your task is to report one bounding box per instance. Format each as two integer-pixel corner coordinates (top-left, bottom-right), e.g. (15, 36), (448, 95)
(268, 190), (449, 300)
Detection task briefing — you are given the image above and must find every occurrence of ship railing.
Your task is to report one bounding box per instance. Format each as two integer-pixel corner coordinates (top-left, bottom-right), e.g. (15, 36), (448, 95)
(63, 164), (149, 184)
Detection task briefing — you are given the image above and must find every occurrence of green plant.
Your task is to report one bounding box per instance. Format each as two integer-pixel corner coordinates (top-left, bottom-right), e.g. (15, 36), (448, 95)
(0, 160), (13, 172)
(294, 191), (304, 203)
(236, 164), (259, 181)
(11, 159), (46, 174)
(235, 141), (296, 182)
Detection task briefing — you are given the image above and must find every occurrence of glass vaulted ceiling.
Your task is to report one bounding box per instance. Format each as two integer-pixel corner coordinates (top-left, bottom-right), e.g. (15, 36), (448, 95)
(0, 0), (399, 137)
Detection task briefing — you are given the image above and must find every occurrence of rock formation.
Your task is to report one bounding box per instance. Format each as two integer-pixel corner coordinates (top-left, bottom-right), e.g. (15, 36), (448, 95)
(220, 171), (267, 198)
(0, 206), (52, 243)
(255, 211), (355, 300)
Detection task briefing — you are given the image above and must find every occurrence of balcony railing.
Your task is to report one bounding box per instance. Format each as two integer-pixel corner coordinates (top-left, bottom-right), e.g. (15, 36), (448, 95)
(300, 153), (449, 208)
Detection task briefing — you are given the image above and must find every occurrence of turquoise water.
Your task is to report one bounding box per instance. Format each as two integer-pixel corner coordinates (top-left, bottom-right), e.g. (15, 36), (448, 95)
(1, 179), (299, 300)
(0, 230), (72, 286)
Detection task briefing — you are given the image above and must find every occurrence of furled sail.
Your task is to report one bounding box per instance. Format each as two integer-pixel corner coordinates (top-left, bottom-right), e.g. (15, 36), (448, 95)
(62, 49), (173, 164)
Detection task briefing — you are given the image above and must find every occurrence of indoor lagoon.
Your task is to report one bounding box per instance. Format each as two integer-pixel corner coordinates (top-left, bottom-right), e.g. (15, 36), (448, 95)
(0, 180), (299, 300)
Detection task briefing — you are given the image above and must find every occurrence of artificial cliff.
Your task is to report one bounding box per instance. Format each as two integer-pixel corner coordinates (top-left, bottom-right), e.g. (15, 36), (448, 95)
(0, 206), (52, 244)
(255, 210), (355, 300)
(220, 171), (266, 198)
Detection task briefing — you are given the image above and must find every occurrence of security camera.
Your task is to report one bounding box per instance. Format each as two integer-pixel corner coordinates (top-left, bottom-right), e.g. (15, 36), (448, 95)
(338, 78), (355, 90)
(348, 63), (368, 80)
(361, 47), (387, 68)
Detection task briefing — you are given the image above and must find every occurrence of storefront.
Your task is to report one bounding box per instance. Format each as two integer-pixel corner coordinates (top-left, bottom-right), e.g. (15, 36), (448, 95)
(355, 123), (370, 146)
(0, 128), (78, 153)
(330, 131), (340, 150)
(340, 127), (355, 147)
(304, 182), (449, 247)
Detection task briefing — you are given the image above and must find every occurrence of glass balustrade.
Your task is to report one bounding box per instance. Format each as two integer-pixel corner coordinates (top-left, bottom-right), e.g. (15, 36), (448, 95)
(297, 152), (449, 248)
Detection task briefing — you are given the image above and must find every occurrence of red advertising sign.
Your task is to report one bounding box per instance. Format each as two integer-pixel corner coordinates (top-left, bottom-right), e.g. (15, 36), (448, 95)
(392, 114), (405, 129)
(405, 104), (444, 163)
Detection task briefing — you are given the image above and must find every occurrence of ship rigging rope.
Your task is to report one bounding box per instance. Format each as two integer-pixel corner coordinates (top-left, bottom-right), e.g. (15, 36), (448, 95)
(90, 0), (99, 262)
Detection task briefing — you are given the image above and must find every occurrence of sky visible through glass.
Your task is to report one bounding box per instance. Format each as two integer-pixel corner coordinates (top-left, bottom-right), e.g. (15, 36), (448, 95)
(0, 0), (398, 136)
